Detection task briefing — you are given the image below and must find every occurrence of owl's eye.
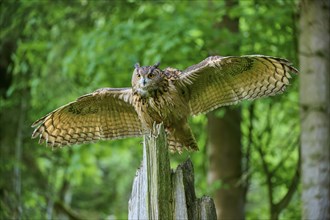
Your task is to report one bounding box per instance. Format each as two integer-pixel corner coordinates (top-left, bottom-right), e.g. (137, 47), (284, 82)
(136, 73), (141, 78)
(148, 73), (155, 79)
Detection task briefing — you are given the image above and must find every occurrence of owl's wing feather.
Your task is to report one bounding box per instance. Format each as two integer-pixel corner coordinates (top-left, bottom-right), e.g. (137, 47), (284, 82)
(32, 88), (143, 148)
(179, 55), (298, 115)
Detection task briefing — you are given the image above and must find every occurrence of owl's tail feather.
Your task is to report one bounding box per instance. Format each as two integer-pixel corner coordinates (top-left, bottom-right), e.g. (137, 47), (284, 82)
(166, 124), (199, 154)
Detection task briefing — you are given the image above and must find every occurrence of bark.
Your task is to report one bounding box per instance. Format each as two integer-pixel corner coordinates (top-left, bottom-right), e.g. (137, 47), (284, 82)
(299, 0), (330, 219)
(207, 109), (244, 220)
(128, 123), (217, 220)
(129, 123), (172, 220)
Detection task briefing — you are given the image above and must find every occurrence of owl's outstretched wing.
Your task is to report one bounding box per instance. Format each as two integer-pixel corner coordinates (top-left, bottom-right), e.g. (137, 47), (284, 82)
(178, 55), (298, 115)
(32, 88), (143, 148)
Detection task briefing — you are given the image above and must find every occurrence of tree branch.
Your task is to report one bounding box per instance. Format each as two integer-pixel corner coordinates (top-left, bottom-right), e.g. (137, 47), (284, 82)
(54, 201), (84, 220)
(270, 136), (299, 176)
(273, 148), (301, 213)
(256, 144), (274, 206)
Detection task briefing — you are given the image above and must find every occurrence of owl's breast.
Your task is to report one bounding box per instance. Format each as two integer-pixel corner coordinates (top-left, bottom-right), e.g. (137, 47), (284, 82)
(133, 84), (189, 129)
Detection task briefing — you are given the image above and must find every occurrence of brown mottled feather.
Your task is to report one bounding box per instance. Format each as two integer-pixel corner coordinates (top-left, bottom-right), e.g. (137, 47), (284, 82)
(179, 55), (298, 115)
(32, 88), (143, 148)
(32, 55), (298, 152)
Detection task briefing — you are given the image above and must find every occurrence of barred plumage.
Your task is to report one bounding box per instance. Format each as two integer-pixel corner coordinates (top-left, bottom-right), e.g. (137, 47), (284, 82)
(32, 55), (298, 152)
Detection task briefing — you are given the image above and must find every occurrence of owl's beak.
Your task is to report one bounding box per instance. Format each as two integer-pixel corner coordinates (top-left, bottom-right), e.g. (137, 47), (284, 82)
(140, 78), (147, 87)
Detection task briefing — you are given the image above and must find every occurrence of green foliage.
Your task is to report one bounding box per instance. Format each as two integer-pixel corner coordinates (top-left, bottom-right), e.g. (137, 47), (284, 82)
(0, 0), (300, 219)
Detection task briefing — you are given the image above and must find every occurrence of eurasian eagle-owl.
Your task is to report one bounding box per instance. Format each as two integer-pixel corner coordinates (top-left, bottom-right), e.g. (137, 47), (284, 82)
(32, 55), (298, 153)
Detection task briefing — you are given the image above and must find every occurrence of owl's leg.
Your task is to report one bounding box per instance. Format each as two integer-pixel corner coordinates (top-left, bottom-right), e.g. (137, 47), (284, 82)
(166, 122), (198, 153)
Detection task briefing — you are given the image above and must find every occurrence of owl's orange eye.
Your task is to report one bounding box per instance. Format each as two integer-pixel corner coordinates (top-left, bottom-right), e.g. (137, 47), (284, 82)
(148, 73), (154, 79)
(137, 74), (141, 78)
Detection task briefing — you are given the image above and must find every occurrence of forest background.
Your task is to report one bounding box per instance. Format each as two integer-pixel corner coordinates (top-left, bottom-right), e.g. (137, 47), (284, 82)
(1, 0), (329, 219)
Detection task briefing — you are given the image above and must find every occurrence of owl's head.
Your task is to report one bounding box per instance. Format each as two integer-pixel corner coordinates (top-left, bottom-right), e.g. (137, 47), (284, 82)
(132, 62), (165, 97)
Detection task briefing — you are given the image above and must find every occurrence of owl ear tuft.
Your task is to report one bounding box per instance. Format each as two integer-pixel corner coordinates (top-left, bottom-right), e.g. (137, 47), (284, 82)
(153, 62), (160, 68)
(134, 63), (140, 69)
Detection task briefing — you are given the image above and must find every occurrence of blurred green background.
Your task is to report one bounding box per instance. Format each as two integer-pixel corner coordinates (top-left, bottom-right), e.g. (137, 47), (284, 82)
(1, 0), (301, 219)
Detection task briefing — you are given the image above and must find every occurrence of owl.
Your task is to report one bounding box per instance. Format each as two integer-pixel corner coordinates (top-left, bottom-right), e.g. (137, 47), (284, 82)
(32, 55), (298, 153)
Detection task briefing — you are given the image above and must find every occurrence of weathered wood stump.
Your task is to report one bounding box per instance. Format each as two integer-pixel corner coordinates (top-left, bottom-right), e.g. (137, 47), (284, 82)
(128, 123), (216, 220)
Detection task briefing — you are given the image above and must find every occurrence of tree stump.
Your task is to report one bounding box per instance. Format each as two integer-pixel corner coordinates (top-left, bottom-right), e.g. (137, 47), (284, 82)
(128, 123), (216, 220)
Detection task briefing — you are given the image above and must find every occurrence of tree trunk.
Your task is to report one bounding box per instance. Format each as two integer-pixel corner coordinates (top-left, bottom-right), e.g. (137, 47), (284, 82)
(299, 0), (330, 219)
(0, 64), (29, 220)
(207, 109), (244, 220)
(207, 0), (244, 219)
(13, 90), (27, 220)
(128, 123), (217, 220)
